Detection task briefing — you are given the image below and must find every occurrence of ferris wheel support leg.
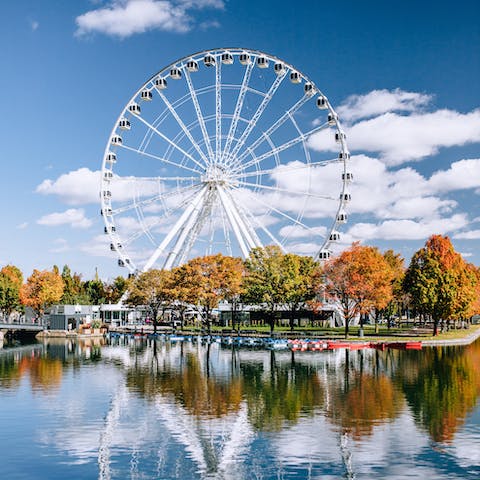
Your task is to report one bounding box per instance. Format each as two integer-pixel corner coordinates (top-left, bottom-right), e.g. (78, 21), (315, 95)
(163, 189), (208, 270)
(217, 187), (250, 257)
(217, 186), (260, 254)
(143, 186), (207, 271)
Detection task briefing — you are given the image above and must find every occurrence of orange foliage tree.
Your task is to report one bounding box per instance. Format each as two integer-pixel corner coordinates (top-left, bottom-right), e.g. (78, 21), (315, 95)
(404, 235), (478, 335)
(20, 268), (64, 317)
(323, 243), (394, 338)
(177, 254), (244, 332)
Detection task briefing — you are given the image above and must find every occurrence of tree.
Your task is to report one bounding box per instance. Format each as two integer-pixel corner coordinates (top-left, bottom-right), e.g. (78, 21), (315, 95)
(126, 269), (173, 333)
(83, 279), (106, 305)
(404, 235), (477, 336)
(0, 265), (23, 319)
(19, 269), (64, 317)
(105, 276), (128, 304)
(177, 254), (244, 332)
(243, 246), (289, 333)
(323, 243), (394, 338)
(60, 265), (89, 304)
(280, 253), (320, 331)
(375, 250), (405, 332)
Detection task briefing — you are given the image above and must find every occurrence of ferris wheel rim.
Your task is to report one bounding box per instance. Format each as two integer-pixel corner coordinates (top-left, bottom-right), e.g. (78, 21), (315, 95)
(100, 48), (351, 273)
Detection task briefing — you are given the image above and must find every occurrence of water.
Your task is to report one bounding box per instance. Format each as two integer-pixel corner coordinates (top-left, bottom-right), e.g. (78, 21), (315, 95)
(1, 336), (479, 479)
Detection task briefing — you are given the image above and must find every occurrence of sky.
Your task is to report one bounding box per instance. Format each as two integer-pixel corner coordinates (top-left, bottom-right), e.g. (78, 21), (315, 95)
(0, 0), (479, 280)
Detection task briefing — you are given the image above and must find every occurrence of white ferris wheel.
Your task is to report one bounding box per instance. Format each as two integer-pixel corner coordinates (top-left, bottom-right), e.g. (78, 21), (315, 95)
(100, 48), (351, 273)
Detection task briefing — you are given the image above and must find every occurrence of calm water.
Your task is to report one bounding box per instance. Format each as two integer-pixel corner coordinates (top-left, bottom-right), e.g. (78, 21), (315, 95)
(1, 336), (479, 480)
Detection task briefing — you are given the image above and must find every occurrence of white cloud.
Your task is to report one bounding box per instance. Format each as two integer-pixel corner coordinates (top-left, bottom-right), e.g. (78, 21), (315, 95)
(347, 214), (469, 241)
(36, 168), (100, 205)
(16, 222), (28, 230)
(337, 89), (432, 122)
(36, 167), (161, 206)
(37, 209), (93, 229)
(309, 90), (480, 165)
(75, 0), (224, 38)
(460, 252), (473, 258)
(30, 20), (39, 31)
(453, 229), (480, 240)
(49, 238), (70, 253)
(427, 158), (480, 192)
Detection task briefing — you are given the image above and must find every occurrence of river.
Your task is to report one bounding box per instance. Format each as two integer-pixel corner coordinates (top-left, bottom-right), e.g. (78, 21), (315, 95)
(1, 336), (479, 479)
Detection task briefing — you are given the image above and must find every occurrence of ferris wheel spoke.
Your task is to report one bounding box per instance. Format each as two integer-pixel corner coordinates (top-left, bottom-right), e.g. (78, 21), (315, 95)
(240, 204), (284, 252)
(215, 59), (222, 161)
(112, 183), (202, 216)
(116, 175), (198, 182)
(222, 61), (254, 160)
(155, 90), (211, 166)
(235, 180), (336, 200)
(233, 94), (312, 165)
(133, 114), (206, 171)
(232, 185), (327, 241)
(123, 187), (205, 246)
(232, 121), (330, 173)
(228, 69), (288, 162)
(119, 144), (202, 175)
(144, 186), (208, 271)
(184, 68), (215, 163)
(233, 159), (341, 179)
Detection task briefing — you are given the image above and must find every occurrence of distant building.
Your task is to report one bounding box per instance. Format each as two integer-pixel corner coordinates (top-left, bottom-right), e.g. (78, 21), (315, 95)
(47, 304), (99, 331)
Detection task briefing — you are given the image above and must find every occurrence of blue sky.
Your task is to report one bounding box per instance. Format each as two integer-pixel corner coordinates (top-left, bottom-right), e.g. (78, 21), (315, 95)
(0, 0), (479, 280)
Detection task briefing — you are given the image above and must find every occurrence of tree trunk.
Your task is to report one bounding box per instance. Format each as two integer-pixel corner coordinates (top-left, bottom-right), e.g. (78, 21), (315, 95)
(344, 320), (349, 339)
(433, 316), (439, 336)
(289, 307), (295, 332)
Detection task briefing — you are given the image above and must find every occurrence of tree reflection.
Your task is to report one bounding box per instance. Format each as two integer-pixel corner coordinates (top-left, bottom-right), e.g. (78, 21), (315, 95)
(398, 341), (480, 443)
(241, 352), (324, 431)
(126, 349), (243, 417)
(0, 352), (63, 392)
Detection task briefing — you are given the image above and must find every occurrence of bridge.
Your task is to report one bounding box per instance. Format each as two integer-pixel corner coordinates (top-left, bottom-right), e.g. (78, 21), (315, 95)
(0, 322), (44, 339)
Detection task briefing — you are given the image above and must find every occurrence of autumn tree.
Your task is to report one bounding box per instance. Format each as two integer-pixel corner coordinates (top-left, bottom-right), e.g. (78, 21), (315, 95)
(176, 254), (244, 332)
(374, 250), (406, 332)
(323, 243), (394, 338)
(20, 268), (64, 317)
(126, 269), (173, 333)
(404, 235), (477, 336)
(0, 266), (23, 320)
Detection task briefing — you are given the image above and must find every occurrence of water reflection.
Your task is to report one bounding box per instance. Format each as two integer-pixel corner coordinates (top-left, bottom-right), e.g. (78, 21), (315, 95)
(0, 337), (479, 479)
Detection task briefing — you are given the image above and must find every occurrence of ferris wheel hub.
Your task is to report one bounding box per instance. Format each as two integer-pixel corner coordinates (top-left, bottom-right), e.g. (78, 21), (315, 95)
(202, 163), (232, 185)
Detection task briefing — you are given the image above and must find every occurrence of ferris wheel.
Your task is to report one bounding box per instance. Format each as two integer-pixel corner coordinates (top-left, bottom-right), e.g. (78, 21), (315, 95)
(100, 48), (351, 273)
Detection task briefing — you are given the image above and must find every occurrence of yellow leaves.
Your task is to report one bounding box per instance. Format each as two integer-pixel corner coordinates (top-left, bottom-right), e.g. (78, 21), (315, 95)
(20, 268), (64, 316)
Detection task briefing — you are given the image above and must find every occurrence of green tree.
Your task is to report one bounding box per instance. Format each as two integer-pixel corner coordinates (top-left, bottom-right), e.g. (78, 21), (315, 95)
(243, 246), (288, 333)
(60, 265), (89, 304)
(0, 272), (22, 319)
(83, 279), (106, 305)
(105, 276), (128, 303)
